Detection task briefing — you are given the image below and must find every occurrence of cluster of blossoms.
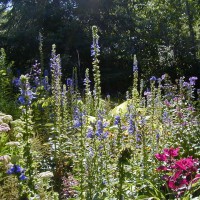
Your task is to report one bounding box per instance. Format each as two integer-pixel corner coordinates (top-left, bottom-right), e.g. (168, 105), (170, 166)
(18, 75), (35, 105)
(7, 164), (27, 181)
(73, 107), (83, 128)
(150, 76), (157, 82)
(183, 76), (198, 87)
(155, 147), (200, 197)
(91, 26), (100, 58)
(86, 120), (108, 139)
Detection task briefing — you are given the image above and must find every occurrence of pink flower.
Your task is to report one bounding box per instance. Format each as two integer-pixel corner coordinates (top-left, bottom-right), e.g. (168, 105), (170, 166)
(168, 178), (187, 191)
(155, 153), (167, 161)
(172, 170), (182, 181)
(175, 157), (194, 171)
(164, 99), (170, 107)
(164, 147), (179, 158)
(155, 147), (200, 197)
(168, 180), (176, 190)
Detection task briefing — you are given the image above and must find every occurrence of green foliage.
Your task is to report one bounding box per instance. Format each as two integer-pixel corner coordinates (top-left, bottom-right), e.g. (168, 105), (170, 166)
(0, 48), (19, 118)
(1, 0), (200, 91)
(0, 24), (200, 199)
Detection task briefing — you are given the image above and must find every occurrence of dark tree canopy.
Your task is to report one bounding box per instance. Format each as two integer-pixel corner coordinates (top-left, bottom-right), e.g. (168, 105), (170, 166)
(0, 0), (200, 93)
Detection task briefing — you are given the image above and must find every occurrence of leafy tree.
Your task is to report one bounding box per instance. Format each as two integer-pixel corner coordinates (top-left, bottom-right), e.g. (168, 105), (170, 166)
(0, 0), (199, 92)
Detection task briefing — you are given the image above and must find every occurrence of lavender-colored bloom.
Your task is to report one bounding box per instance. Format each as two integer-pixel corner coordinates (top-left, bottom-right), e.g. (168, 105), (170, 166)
(161, 74), (166, 80)
(15, 165), (23, 173)
(189, 77), (198, 86)
(66, 78), (73, 87)
(102, 180), (107, 185)
(136, 133), (141, 142)
(41, 76), (50, 91)
(182, 121), (187, 126)
(101, 131), (108, 139)
(128, 117), (135, 134)
(7, 165), (27, 181)
(18, 75), (35, 105)
(33, 62), (41, 76)
(73, 118), (82, 128)
(96, 120), (103, 137)
(89, 147), (94, 157)
(27, 90), (34, 100)
(133, 64), (138, 72)
(140, 118), (146, 126)
(83, 77), (91, 86)
(50, 49), (62, 79)
(7, 165), (23, 174)
(86, 128), (94, 138)
(91, 27), (100, 58)
(165, 92), (174, 98)
(91, 44), (100, 57)
(7, 166), (15, 174)
(73, 107), (82, 128)
(91, 45), (95, 57)
(176, 111), (183, 119)
(187, 105), (194, 111)
(18, 90), (35, 105)
(18, 96), (26, 105)
(121, 125), (126, 131)
(157, 78), (162, 83)
(150, 76), (157, 81)
(34, 76), (40, 86)
(19, 173), (27, 181)
(114, 115), (121, 125)
(183, 82), (190, 87)
(156, 133), (160, 141)
(144, 91), (151, 96)
(162, 111), (168, 121)
(12, 77), (21, 87)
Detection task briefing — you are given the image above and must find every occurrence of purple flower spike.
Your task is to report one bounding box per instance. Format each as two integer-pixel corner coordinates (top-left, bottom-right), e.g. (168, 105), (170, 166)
(150, 76), (157, 81)
(133, 64), (138, 72)
(66, 78), (73, 87)
(114, 115), (121, 125)
(86, 128), (94, 138)
(189, 77), (198, 86)
(19, 173), (27, 181)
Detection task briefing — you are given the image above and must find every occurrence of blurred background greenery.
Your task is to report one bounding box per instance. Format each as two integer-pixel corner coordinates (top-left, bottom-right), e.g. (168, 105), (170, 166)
(0, 0), (200, 95)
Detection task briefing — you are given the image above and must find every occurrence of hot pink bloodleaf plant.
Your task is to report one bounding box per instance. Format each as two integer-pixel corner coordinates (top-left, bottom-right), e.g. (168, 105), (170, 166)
(155, 147), (200, 197)
(163, 147), (179, 158)
(155, 153), (167, 161)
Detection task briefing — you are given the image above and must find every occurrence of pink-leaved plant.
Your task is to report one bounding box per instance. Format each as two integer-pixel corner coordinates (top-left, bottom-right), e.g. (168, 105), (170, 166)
(155, 147), (200, 197)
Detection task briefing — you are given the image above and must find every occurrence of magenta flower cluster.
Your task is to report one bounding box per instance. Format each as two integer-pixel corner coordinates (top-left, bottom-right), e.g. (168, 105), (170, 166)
(155, 147), (200, 197)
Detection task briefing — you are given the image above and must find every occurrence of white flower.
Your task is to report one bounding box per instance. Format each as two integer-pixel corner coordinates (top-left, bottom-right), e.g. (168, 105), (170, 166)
(0, 155), (11, 164)
(0, 123), (10, 132)
(38, 171), (53, 179)
(6, 141), (20, 146)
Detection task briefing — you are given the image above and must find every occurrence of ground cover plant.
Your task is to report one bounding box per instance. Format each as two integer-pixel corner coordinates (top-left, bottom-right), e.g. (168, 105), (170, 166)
(0, 26), (200, 200)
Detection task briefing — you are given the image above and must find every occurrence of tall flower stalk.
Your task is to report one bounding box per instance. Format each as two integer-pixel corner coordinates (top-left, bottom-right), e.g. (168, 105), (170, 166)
(50, 44), (63, 192)
(91, 26), (101, 111)
(84, 68), (93, 115)
(132, 54), (139, 107)
(18, 75), (35, 194)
